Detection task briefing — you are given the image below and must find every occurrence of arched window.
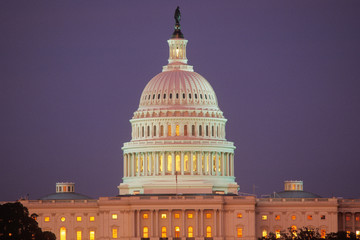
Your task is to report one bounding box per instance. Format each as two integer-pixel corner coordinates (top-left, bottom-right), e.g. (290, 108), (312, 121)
(76, 230), (82, 240)
(175, 226), (180, 238)
(176, 154), (181, 172)
(237, 227), (243, 238)
(192, 125), (195, 136)
(212, 126), (214, 137)
(147, 126), (150, 137)
(112, 228), (117, 239)
(206, 226), (212, 238)
(262, 229), (267, 238)
(142, 126), (144, 137)
(89, 231), (95, 240)
(184, 125), (188, 136)
(167, 155), (172, 172)
(60, 227), (66, 240)
(153, 126), (156, 137)
(160, 125), (164, 137)
(140, 155), (144, 172)
(143, 227), (149, 238)
(161, 227), (167, 238)
(199, 125), (202, 136)
(168, 125), (172, 136)
(188, 226), (194, 238)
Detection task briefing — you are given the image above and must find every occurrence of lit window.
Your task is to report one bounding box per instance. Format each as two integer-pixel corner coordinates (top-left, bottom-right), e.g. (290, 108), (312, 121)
(291, 215), (296, 220)
(161, 227), (167, 238)
(60, 217), (66, 222)
(175, 226), (180, 238)
(176, 155), (181, 172)
(184, 125), (187, 136)
(356, 216), (360, 222)
(187, 213), (193, 219)
(143, 227), (149, 238)
(321, 215), (326, 220)
(291, 226), (297, 237)
(112, 228), (117, 239)
(356, 231), (360, 238)
(76, 230), (82, 240)
(44, 217), (50, 222)
(89, 231), (95, 240)
(60, 227), (66, 240)
(188, 226), (193, 238)
(206, 213), (212, 219)
(262, 230), (267, 238)
(275, 230), (281, 239)
(275, 215), (280, 220)
(346, 215), (351, 221)
(167, 155), (172, 172)
(176, 125), (180, 136)
(161, 213), (167, 219)
(237, 213), (242, 218)
(75, 216), (81, 222)
(206, 226), (212, 238)
(262, 215), (267, 220)
(174, 213), (180, 219)
(307, 215), (313, 220)
(89, 216), (95, 222)
(112, 214), (118, 220)
(143, 213), (149, 219)
(237, 227), (243, 238)
(168, 125), (172, 136)
(346, 231), (350, 238)
(321, 229), (326, 239)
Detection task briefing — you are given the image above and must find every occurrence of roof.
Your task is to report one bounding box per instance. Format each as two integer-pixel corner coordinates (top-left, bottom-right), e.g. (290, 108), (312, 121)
(40, 192), (92, 200)
(271, 190), (321, 199)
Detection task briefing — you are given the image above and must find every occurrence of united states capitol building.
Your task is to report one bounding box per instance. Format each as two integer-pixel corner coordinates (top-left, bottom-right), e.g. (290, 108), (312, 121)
(19, 8), (360, 240)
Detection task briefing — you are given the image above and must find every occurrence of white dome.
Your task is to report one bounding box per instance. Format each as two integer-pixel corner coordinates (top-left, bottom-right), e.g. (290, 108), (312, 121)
(138, 69), (219, 111)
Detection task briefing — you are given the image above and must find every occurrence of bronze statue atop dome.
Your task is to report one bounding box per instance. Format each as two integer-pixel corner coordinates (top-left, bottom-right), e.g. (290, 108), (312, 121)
(174, 6), (181, 24)
(171, 6), (184, 39)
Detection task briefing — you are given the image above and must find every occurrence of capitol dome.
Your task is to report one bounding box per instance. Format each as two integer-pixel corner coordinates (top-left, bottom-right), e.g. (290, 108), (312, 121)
(118, 8), (238, 195)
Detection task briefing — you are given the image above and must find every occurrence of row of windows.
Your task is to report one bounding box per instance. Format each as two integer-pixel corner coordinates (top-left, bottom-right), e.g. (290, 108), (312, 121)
(141, 226), (214, 238)
(60, 228), (95, 240)
(56, 186), (74, 192)
(134, 123), (225, 139)
(345, 215), (360, 221)
(261, 214), (326, 221)
(142, 213), (209, 219)
(143, 92), (214, 102)
(44, 216), (95, 222)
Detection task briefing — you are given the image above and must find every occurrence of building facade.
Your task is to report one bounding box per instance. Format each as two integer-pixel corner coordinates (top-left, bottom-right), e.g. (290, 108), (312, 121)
(10, 8), (360, 240)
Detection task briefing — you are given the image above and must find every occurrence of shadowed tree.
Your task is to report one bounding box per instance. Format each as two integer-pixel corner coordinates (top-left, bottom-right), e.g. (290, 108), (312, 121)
(0, 202), (56, 240)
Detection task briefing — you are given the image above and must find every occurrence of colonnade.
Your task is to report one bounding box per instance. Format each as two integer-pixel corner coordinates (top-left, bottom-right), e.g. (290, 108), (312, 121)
(132, 121), (226, 140)
(340, 212), (360, 233)
(123, 151), (234, 178)
(131, 208), (224, 238)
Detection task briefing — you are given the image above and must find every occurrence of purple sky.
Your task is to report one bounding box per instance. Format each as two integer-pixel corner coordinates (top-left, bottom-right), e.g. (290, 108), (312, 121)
(1, 1), (360, 201)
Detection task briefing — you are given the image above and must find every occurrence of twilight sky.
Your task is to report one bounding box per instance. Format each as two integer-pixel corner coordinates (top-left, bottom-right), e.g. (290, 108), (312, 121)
(1, 1), (360, 201)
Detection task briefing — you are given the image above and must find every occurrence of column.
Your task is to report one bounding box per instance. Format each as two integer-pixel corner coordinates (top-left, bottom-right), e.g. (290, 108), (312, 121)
(200, 209), (204, 237)
(182, 210), (186, 237)
(144, 152), (148, 176)
(215, 152), (219, 176)
(231, 153), (235, 176)
(155, 210), (159, 237)
(155, 152), (159, 175)
(130, 210), (135, 237)
(151, 210), (154, 237)
(137, 154), (140, 176)
(198, 152), (202, 175)
(190, 152), (194, 175)
(123, 154), (127, 177)
(196, 210), (199, 237)
(204, 152), (208, 175)
(162, 152), (165, 176)
(181, 152), (184, 175)
(214, 209), (218, 237)
(137, 210), (140, 237)
(171, 152), (175, 175)
(169, 210), (172, 237)
(353, 212), (356, 233)
(219, 209), (223, 237)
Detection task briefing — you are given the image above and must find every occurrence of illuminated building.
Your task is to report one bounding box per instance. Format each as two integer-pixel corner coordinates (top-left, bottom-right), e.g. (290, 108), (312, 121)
(5, 8), (360, 240)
